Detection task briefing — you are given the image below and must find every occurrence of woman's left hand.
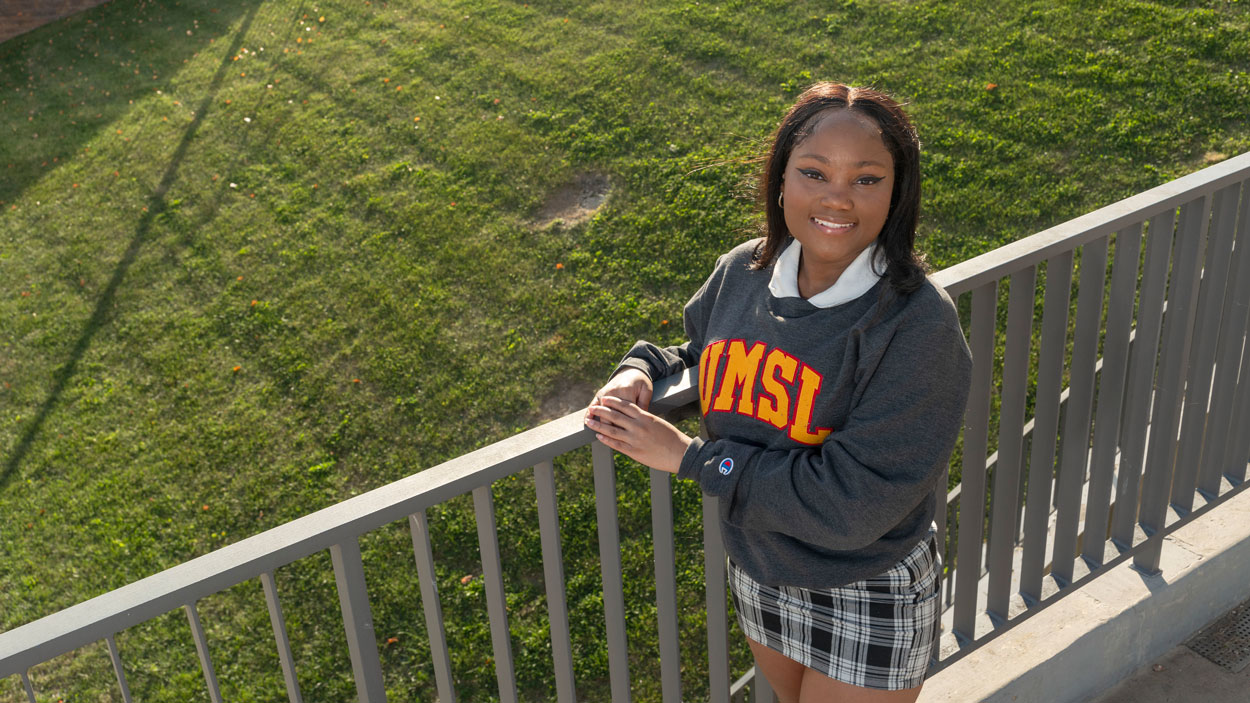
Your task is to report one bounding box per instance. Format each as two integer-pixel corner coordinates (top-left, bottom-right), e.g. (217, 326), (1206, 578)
(584, 395), (693, 474)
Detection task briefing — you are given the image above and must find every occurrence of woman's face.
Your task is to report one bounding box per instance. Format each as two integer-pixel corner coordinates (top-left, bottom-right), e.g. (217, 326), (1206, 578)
(781, 109), (894, 285)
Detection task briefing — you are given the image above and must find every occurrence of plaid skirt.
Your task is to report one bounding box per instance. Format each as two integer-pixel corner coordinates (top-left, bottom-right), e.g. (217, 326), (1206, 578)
(728, 527), (940, 691)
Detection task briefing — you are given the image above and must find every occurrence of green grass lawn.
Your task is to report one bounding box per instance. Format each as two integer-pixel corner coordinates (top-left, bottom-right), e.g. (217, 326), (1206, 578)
(2, 0), (1248, 700)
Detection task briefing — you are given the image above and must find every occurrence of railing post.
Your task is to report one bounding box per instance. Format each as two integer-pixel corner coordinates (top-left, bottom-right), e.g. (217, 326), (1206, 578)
(105, 634), (134, 703)
(533, 461), (577, 703)
(473, 484), (519, 703)
(260, 571), (304, 703)
(409, 511), (457, 703)
(953, 281), (996, 638)
(592, 440), (632, 702)
(330, 538), (387, 702)
(650, 468), (683, 703)
(1136, 195), (1212, 574)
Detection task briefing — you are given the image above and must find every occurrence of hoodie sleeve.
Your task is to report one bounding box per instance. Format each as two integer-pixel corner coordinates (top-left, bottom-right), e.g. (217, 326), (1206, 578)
(610, 252), (728, 382)
(676, 316), (972, 551)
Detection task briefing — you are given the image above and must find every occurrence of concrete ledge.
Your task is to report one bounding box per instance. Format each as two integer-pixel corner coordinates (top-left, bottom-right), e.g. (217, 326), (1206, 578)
(921, 483), (1250, 703)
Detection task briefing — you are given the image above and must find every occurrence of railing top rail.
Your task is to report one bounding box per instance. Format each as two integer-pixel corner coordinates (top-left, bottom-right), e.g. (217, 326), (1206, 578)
(932, 151), (1250, 297)
(0, 369), (699, 677)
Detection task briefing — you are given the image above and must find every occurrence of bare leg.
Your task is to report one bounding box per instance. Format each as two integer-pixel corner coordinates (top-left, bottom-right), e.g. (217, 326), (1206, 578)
(798, 666), (922, 703)
(747, 636), (805, 703)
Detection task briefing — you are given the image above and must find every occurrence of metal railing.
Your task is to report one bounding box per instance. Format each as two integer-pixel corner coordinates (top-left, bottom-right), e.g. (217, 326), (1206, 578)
(3, 151), (1250, 702)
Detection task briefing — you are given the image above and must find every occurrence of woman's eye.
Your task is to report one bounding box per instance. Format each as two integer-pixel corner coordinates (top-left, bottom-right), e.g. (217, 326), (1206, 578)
(800, 169), (824, 180)
(856, 176), (883, 185)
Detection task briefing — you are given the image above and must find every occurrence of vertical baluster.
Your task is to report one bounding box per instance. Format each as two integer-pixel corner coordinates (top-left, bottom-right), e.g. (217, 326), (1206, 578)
(533, 461), (577, 703)
(105, 634), (134, 703)
(1019, 251), (1074, 602)
(953, 281), (996, 640)
(934, 465), (948, 608)
(944, 490), (959, 609)
(703, 492), (731, 703)
(592, 440), (632, 702)
(1173, 185), (1241, 510)
(650, 468), (682, 703)
(1052, 238), (1109, 583)
(410, 511), (456, 702)
(1083, 223), (1144, 566)
(1200, 182), (1250, 495)
(20, 671), (35, 703)
(1111, 210), (1177, 548)
(1225, 344), (1250, 485)
(260, 571), (303, 703)
(185, 602), (224, 703)
(1137, 195), (1213, 574)
(473, 485), (518, 703)
(754, 668), (776, 703)
(330, 538), (387, 703)
(986, 267), (1035, 622)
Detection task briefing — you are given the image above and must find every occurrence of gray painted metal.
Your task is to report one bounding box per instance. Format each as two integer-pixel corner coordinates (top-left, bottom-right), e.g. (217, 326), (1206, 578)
(1020, 252), (1073, 601)
(1173, 185), (1241, 511)
(649, 469), (683, 703)
(8, 156), (1250, 691)
(932, 152), (1250, 298)
(0, 366), (698, 680)
(1137, 195), (1213, 574)
(1200, 182), (1250, 494)
(1053, 237), (1109, 583)
(592, 441), (632, 702)
(954, 281), (996, 638)
(987, 266), (1035, 620)
(106, 634), (133, 703)
(944, 489), (959, 609)
(260, 571), (303, 703)
(703, 492), (732, 703)
(185, 602), (224, 703)
(409, 511), (456, 703)
(20, 672), (34, 703)
(1227, 338), (1250, 485)
(473, 485), (518, 703)
(1112, 210), (1177, 548)
(533, 461), (577, 703)
(1083, 224), (1144, 565)
(330, 539), (387, 703)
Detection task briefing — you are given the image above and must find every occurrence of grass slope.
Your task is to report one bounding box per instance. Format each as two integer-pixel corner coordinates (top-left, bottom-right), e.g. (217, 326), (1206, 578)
(2, 0), (1248, 700)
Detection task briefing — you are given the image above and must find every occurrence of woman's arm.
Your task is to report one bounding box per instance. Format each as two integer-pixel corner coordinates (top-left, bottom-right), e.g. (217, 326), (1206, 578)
(589, 317), (971, 551)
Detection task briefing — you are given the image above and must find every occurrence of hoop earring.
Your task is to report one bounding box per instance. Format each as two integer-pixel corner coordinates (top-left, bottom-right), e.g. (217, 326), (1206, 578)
(777, 191), (784, 208)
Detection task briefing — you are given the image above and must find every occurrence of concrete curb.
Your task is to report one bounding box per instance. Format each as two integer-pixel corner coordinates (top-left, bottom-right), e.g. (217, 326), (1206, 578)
(921, 484), (1250, 703)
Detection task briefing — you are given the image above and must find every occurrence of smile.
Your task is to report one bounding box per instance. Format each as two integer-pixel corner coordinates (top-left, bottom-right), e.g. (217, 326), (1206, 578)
(812, 217), (855, 232)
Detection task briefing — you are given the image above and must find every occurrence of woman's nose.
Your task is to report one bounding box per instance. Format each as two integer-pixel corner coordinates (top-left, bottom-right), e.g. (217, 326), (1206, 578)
(820, 183), (853, 210)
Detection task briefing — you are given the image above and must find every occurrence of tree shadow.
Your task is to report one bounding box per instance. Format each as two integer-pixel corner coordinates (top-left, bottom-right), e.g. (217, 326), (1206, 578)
(0, 0), (271, 490)
(0, 0), (256, 206)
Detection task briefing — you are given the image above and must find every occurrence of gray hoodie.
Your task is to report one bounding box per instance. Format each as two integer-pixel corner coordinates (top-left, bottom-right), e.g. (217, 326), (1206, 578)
(615, 239), (972, 588)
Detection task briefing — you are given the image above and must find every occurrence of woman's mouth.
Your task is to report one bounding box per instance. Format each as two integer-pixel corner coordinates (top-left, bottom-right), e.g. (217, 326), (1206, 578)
(812, 216), (855, 233)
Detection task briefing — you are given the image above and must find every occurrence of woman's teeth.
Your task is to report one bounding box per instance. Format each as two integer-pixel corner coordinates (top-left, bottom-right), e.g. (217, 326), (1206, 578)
(813, 217), (853, 230)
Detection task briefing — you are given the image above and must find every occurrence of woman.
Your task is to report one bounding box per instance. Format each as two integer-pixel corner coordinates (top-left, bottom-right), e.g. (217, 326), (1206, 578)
(584, 83), (971, 702)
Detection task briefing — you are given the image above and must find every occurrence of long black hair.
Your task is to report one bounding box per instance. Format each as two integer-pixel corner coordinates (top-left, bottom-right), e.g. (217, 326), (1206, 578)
(751, 83), (927, 294)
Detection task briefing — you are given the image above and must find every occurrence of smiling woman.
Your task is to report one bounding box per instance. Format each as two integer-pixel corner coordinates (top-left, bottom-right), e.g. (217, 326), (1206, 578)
(585, 83), (971, 703)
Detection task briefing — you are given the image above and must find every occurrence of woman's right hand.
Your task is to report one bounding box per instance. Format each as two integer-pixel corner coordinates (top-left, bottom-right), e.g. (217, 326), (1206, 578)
(588, 367), (653, 412)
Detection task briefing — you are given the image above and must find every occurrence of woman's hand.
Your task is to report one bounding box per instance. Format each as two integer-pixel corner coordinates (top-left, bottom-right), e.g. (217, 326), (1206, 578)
(584, 395), (693, 474)
(590, 367), (653, 410)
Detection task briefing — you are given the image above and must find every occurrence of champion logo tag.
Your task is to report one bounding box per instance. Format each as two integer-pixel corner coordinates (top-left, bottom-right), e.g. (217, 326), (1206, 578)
(718, 458), (734, 475)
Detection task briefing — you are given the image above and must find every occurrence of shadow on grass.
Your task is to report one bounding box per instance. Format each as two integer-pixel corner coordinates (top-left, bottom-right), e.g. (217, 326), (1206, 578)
(0, 2), (265, 490)
(0, 0), (266, 206)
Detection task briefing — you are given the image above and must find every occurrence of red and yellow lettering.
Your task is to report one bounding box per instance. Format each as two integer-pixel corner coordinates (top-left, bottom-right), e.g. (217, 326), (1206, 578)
(788, 363), (832, 445)
(711, 340), (766, 415)
(756, 348), (797, 430)
(699, 340), (727, 415)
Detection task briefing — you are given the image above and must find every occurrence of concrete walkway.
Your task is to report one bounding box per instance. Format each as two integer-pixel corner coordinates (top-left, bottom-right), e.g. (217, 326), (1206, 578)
(1089, 601), (1250, 703)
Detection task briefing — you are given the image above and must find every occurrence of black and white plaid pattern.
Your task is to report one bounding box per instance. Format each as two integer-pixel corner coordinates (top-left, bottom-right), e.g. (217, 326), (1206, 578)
(729, 527), (940, 691)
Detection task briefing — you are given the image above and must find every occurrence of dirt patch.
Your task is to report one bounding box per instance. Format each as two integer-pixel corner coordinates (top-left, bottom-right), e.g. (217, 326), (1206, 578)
(535, 171), (611, 228)
(536, 381), (598, 423)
